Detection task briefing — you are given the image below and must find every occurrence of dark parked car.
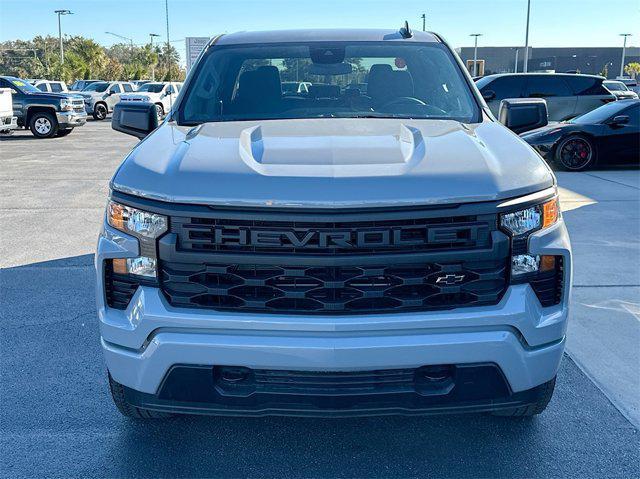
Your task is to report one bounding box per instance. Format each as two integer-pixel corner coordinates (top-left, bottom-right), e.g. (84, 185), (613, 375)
(521, 99), (639, 171)
(0, 76), (87, 138)
(476, 73), (615, 121)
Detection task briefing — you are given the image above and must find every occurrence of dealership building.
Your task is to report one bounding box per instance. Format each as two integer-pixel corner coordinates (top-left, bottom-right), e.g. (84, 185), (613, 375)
(456, 46), (640, 78)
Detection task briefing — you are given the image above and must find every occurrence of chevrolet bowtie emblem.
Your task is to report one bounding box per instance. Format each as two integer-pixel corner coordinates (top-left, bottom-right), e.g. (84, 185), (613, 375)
(435, 274), (465, 285)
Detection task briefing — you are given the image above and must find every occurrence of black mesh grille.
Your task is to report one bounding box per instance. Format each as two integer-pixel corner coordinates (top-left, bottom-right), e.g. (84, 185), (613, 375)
(104, 261), (156, 310)
(171, 214), (495, 255)
(530, 256), (564, 307)
(160, 260), (507, 314)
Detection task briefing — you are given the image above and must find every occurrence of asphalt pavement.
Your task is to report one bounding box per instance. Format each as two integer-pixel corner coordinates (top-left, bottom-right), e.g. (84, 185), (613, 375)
(1, 121), (638, 478)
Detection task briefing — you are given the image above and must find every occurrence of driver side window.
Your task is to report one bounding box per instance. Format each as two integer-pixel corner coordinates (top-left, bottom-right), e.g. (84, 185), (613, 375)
(109, 84), (121, 94)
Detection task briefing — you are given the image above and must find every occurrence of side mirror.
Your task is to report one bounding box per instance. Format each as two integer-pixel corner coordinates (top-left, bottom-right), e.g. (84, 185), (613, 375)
(607, 115), (630, 126)
(112, 101), (158, 139)
(498, 98), (548, 134)
(482, 90), (496, 101)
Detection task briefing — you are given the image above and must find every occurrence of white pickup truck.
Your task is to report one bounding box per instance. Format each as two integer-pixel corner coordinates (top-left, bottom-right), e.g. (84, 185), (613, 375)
(119, 82), (182, 119)
(0, 87), (18, 133)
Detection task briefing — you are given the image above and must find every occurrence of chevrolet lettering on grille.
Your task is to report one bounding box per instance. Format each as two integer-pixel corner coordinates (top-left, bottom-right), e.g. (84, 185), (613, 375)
(210, 225), (482, 249)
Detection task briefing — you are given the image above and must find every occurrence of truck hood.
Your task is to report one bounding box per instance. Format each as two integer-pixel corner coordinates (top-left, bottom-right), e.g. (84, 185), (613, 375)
(29, 91), (81, 101)
(111, 119), (555, 208)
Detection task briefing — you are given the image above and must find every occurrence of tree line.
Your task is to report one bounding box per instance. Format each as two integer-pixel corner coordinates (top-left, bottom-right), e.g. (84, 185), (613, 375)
(0, 35), (186, 83)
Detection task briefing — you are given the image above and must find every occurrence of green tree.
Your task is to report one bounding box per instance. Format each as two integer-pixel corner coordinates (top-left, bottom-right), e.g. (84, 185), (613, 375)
(624, 62), (640, 79)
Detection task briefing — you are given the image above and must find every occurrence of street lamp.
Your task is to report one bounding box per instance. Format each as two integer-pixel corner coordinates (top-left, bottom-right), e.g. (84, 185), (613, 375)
(54, 10), (73, 65)
(523, 0), (531, 73)
(149, 33), (160, 81)
(619, 33), (632, 78)
(470, 33), (482, 76)
(421, 13), (426, 32)
(105, 31), (134, 50)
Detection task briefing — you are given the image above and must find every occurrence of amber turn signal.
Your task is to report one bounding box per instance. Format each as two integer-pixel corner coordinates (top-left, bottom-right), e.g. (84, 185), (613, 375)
(542, 198), (559, 228)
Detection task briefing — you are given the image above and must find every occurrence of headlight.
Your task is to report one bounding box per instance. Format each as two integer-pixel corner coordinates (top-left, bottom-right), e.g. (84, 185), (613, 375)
(112, 257), (157, 278)
(59, 98), (73, 111)
(500, 197), (559, 237)
(107, 200), (168, 239)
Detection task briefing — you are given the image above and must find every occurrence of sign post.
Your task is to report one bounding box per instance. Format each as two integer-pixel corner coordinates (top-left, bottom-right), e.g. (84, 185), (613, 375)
(185, 37), (210, 72)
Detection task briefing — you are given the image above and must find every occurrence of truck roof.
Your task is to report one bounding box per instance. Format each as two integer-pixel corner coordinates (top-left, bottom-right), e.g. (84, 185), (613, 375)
(216, 28), (440, 46)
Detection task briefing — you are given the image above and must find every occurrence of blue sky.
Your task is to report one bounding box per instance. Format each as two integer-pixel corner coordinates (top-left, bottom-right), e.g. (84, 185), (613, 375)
(1, 0), (638, 64)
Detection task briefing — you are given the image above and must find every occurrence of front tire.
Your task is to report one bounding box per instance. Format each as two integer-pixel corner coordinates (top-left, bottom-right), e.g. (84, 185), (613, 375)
(491, 376), (556, 417)
(554, 135), (596, 171)
(108, 373), (172, 419)
(93, 103), (108, 121)
(29, 111), (58, 138)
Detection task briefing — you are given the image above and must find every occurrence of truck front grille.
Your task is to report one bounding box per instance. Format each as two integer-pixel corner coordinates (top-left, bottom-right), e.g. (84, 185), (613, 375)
(159, 259), (507, 314)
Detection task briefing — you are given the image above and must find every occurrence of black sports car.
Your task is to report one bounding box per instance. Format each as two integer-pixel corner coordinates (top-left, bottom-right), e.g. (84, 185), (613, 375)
(521, 99), (639, 171)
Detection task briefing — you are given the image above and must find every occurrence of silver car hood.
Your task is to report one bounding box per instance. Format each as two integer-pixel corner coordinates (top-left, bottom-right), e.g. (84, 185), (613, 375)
(111, 119), (554, 208)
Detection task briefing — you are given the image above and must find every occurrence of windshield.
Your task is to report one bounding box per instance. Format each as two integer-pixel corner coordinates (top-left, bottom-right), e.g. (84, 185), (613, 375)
(83, 82), (109, 92)
(605, 82), (627, 91)
(180, 42), (480, 125)
(570, 101), (626, 124)
(7, 78), (41, 93)
(137, 83), (165, 93)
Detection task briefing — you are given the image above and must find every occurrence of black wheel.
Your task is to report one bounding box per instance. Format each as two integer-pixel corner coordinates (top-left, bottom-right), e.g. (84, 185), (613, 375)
(93, 103), (108, 120)
(56, 128), (73, 137)
(554, 135), (596, 171)
(491, 376), (556, 417)
(108, 373), (172, 419)
(155, 103), (164, 120)
(29, 111), (58, 138)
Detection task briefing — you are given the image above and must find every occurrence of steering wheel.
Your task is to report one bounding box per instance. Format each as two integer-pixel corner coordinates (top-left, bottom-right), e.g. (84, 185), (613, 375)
(380, 97), (426, 109)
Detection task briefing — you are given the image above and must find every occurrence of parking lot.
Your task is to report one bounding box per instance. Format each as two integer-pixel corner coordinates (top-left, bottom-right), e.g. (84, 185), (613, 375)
(1, 121), (639, 478)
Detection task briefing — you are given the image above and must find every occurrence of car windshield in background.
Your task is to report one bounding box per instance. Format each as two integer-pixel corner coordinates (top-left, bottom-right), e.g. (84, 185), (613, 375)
(137, 83), (165, 93)
(180, 42), (479, 124)
(604, 82), (627, 91)
(570, 100), (626, 124)
(83, 82), (109, 92)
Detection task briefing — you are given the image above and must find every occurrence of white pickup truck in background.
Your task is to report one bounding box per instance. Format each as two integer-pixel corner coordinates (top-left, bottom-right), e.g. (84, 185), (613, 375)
(0, 87), (18, 133)
(119, 81), (182, 119)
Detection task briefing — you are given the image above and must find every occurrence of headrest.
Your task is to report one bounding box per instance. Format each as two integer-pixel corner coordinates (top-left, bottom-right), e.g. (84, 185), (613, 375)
(238, 65), (282, 100)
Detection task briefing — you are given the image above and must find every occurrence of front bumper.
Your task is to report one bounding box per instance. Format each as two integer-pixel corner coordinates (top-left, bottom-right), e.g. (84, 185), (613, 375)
(96, 216), (571, 414)
(57, 110), (87, 128)
(0, 115), (18, 131)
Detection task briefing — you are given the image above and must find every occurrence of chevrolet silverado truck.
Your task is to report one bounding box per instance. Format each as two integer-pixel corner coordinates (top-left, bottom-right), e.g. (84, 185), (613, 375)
(0, 76), (86, 138)
(100, 26), (571, 418)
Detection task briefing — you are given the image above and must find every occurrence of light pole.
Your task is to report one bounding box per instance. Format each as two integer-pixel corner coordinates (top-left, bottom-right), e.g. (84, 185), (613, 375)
(149, 33), (160, 81)
(165, 0), (171, 82)
(105, 31), (134, 51)
(421, 13), (426, 32)
(619, 33), (632, 78)
(523, 0), (531, 73)
(470, 33), (482, 76)
(54, 10), (73, 65)
(514, 48), (519, 73)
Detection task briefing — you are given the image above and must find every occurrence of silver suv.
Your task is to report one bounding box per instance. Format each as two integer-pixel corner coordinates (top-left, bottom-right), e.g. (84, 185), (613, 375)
(477, 73), (615, 121)
(99, 27), (572, 419)
(80, 81), (135, 120)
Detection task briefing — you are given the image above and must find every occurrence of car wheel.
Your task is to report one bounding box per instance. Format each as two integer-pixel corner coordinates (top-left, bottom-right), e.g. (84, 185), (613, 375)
(491, 376), (556, 417)
(554, 135), (596, 171)
(93, 103), (108, 121)
(155, 103), (164, 120)
(29, 111), (58, 138)
(56, 128), (73, 137)
(108, 373), (173, 419)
